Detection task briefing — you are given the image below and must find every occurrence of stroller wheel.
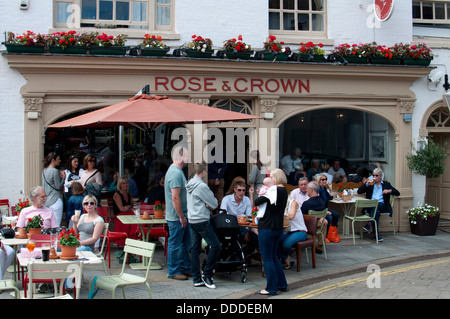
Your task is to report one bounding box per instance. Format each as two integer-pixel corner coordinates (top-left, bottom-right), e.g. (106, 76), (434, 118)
(241, 272), (247, 283)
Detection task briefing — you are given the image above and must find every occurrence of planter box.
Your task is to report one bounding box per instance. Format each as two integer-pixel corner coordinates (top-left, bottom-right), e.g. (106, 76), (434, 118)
(225, 51), (253, 60)
(410, 214), (440, 236)
(48, 46), (88, 54)
(140, 47), (169, 56)
(185, 49), (214, 58)
(343, 56), (368, 64)
(263, 52), (289, 61)
(402, 58), (432, 66)
(371, 57), (401, 65)
(5, 44), (45, 53)
(89, 46), (128, 55)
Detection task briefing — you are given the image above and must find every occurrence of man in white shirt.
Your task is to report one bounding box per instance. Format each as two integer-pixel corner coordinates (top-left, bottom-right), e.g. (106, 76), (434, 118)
(290, 177), (309, 209)
(220, 181), (252, 217)
(327, 160), (347, 183)
(280, 147), (306, 185)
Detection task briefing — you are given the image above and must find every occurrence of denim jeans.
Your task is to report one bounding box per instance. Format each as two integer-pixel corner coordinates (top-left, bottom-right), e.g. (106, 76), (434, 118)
(190, 221), (221, 283)
(258, 228), (287, 293)
(167, 220), (191, 277)
(279, 230), (307, 260)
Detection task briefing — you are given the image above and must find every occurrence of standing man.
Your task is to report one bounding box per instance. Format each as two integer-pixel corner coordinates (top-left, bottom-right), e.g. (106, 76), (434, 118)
(165, 145), (191, 280)
(357, 167), (400, 242)
(186, 162), (220, 289)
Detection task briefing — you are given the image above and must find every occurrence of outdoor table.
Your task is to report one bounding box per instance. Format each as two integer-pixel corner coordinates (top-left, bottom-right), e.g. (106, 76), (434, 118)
(1, 236), (28, 282)
(329, 197), (371, 238)
(17, 250), (102, 267)
(116, 214), (167, 270)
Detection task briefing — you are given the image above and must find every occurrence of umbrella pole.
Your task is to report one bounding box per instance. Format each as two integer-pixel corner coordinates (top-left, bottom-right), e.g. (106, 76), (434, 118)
(119, 125), (124, 176)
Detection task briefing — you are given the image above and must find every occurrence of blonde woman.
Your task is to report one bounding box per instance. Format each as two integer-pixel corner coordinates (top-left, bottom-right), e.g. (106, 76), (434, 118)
(250, 168), (288, 295)
(112, 176), (137, 245)
(71, 195), (104, 252)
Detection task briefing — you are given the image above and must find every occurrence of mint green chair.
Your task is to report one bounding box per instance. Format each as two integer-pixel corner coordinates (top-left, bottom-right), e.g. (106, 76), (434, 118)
(345, 199), (379, 245)
(0, 279), (20, 299)
(89, 238), (156, 299)
(308, 209), (328, 260)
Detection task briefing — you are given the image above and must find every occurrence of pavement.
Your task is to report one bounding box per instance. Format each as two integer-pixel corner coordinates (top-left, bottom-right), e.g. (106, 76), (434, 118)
(2, 222), (450, 302)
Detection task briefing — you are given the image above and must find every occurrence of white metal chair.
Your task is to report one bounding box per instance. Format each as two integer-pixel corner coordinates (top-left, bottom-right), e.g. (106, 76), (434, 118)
(89, 238), (156, 299)
(344, 199), (379, 245)
(0, 279), (20, 299)
(308, 209), (328, 259)
(27, 261), (83, 299)
(380, 195), (396, 236)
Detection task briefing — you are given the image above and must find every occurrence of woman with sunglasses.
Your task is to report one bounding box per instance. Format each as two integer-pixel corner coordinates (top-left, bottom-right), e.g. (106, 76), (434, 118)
(316, 174), (341, 243)
(71, 195), (104, 252)
(79, 154), (103, 201)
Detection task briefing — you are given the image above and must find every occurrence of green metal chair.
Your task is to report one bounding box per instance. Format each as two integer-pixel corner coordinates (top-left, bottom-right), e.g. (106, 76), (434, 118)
(308, 209), (328, 260)
(0, 279), (20, 299)
(345, 199), (379, 245)
(380, 195), (396, 236)
(89, 238), (156, 299)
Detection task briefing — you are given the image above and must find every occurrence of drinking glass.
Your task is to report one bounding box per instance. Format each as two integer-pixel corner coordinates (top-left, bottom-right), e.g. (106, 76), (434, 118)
(27, 239), (36, 262)
(133, 204), (140, 219)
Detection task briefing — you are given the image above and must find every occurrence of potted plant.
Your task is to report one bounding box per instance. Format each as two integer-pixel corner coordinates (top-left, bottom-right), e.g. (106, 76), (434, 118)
(185, 34), (214, 58)
(5, 30), (46, 53)
(298, 41), (325, 62)
(153, 200), (166, 219)
(263, 35), (291, 61)
(139, 34), (169, 56)
(46, 31), (88, 54)
(406, 203), (440, 236)
(58, 228), (80, 258)
(223, 35), (253, 60)
(371, 44), (401, 65)
(14, 198), (30, 215)
(251, 206), (258, 225)
(26, 214), (43, 235)
(403, 43), (433, 66)
(89, 32), (128, 55)
(406, 138), (448, 235)
(337, 184), (351, 201)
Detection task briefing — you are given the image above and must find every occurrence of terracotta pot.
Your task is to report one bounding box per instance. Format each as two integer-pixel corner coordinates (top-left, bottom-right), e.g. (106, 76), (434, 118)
(142, 211), (150, 219)
(16, 228), (27, 239)
(251, 215), (257, 226)
(28, 227), (41, 236)
(154, 209), (165, 219)
(61, 245), (77, 258)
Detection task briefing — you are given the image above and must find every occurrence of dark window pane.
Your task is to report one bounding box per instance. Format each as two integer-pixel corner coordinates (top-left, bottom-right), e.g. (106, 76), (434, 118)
(312, 14), (323, 31)
(422, 2), (433, 19)
(435, 2), (445, 19)
(412, 2), (421, 19)
(283, 0), (294, 10)
(312, 0), (323, 11)
(116, 1), (130, 20)
(269, 0), (280, 9)
(99, 0), (113, 20)
(298, 13), (309, 30)
(283, 12), (295, 30)
(82, 0), (97, 19)
(269, 12), (280, 29)
(298, 0), (309, 10)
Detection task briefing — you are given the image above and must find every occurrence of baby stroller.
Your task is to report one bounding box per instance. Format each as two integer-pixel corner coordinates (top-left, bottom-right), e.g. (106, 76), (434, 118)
(209, 209), (248, 283)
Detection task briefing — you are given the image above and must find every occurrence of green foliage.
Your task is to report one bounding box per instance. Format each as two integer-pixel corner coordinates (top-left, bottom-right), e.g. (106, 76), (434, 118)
(406, 139), (448, 179)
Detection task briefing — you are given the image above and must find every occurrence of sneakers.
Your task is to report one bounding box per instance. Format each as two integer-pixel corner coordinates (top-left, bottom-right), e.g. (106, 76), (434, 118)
(193, 281), (205, 287)
(202, 275), (216, 289)
(372, 235), (384, 242)
(363, 224), (371, 232)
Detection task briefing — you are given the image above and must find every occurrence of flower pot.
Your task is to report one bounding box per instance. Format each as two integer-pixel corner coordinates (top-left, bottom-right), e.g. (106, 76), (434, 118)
(16, 228), (27, 239)
(28, 227), (41, 236)
(264, 52), (289, 61)
(48, 45), (88, 54)
(343, 55), (368, 64)
(154, 209), (165, 219)
(371, 57), (401, 65)
(89, 46), (128, 55)
(402, 58), (432, 66)
(61, 245), (77, 258)
(185, 49), (214, 58)
(140, 47), (169, 56)
(410, 214), (440, 236)
(225, 51), (253, 60)
(251, 215), (257, 226)
(5, 44), (45, 53)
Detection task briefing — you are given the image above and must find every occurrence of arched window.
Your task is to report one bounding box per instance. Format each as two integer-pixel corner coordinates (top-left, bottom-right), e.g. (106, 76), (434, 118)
(427, 107), (450, 128)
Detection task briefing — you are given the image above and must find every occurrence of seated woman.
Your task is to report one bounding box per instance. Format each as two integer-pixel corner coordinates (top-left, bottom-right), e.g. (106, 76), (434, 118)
(316, 174), (341, 243)
(112, 176), (137, 245)
(279, 197), (307, 269)
(71, 194), (104, 252)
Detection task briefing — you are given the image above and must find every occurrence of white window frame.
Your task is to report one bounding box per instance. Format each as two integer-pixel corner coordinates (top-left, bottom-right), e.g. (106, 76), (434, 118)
(412, 0), (450, 47)
(268, 0), (329, 44)
(413, 0), (450, 25)
(52, 0), (177, 39)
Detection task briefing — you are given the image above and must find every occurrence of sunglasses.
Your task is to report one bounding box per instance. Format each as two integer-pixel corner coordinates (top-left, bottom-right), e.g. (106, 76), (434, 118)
(236, 189), (246, 193)
(373, 174), (379, 177)
(321, 178), (327, 181)
(83, 201), (96, 206)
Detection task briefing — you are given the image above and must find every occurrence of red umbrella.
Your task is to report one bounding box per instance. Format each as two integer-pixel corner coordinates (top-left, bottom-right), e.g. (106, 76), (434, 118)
(47, 94), (260, 129)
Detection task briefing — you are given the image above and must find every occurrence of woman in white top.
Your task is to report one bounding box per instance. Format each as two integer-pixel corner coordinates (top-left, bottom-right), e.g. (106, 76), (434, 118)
(42, 152), (66, 226)
(71, 194), (104, 252)
(279, 198), (307, 269)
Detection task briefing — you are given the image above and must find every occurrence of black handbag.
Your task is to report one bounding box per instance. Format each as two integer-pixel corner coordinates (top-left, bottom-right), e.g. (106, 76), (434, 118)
(1, 228), (15, 238)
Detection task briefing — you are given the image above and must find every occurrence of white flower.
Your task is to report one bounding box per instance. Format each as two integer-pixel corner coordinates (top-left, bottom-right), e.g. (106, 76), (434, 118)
(201, 48), (206, 53)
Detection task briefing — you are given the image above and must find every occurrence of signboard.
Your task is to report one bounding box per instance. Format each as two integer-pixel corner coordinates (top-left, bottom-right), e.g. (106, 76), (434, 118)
(374, 0), (394, 21)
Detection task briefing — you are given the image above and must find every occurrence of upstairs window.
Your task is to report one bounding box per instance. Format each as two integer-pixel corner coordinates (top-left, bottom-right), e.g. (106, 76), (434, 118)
(413, 1), (450, 29)
(55, 0), (173, 31)
(269, 0), (326, 37)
